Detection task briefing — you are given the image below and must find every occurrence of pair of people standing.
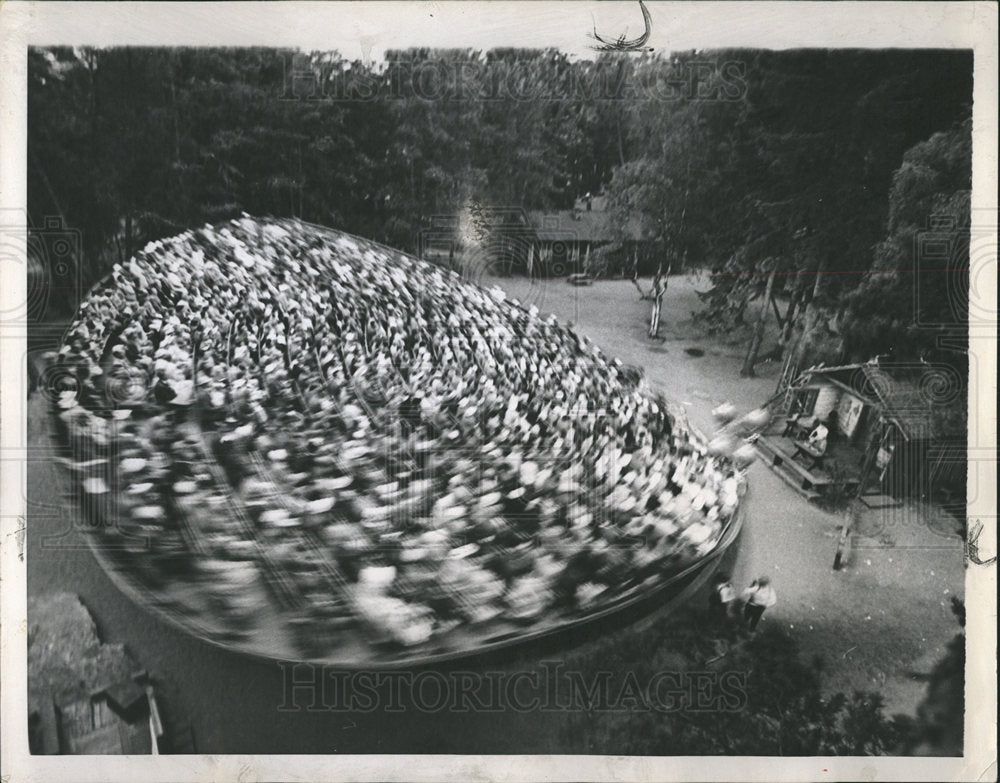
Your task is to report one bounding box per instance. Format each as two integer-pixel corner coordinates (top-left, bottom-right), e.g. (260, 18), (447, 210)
(709, 574), (776, 632)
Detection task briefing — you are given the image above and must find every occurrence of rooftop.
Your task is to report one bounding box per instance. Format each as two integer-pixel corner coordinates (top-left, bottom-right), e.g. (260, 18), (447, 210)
(527, 195), (647, 243)
(800, 361), (965, 441)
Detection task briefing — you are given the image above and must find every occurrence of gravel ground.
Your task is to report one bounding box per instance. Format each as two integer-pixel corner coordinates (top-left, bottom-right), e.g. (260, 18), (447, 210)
(25, 272), (964, 752)
(490, 274), (965, 715)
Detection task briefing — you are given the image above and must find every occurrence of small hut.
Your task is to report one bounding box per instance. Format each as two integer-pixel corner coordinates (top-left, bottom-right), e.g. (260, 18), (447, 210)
(755, 361), (966, 506)
(526, 194), (653, 277)
(424, 196), (655, 277)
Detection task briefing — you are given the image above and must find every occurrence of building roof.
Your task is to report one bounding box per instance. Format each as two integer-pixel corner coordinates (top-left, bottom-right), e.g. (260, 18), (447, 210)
(527, 207), (614, 243)
(440, 197), (651, 245)
(801, 361), (964, 440)
(860, 365), (936, 440)
(528, 194), (647, 244)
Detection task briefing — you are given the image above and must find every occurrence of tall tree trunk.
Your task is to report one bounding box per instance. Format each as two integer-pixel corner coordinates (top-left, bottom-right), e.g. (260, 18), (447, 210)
(780, 268), (806, 347)
(124, 212), (133, 264)
(740, 265), (777, 377)
(86, 51), (102, 272)
(787, 257), (828, 374)
(769, 294), (785, 327)
(297, 142), (304, 219)
(775, 269), (807, 397)
(648, 263), (664, 337)
(170, 62), (181, 165)
(630, 245), (647, 298)
(614, 109), (626, 167)
(649, 292), (663, 337)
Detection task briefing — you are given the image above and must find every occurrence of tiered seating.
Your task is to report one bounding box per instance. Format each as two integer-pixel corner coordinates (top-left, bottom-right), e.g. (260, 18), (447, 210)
(51, 216), (742, 654)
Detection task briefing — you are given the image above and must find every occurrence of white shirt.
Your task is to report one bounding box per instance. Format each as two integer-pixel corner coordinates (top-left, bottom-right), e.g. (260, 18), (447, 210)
(745, 584), (777, 608)
(809, 423), (829, 445)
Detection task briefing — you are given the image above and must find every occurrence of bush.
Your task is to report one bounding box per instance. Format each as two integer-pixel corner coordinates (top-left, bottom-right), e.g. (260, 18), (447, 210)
(559, 607), (906, 755)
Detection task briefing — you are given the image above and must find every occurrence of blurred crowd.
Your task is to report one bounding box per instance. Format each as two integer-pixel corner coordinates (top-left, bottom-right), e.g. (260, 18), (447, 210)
(53, 216), (742, 654)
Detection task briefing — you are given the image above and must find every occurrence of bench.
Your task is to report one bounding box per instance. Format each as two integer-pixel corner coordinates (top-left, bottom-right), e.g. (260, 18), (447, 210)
(792, 440), (826, 471)
(567, 273), (593, 286)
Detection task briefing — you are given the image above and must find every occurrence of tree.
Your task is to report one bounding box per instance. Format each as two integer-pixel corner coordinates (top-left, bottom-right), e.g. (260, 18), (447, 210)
(840, 119), (972, 368)
(896, 598), (965, 755)
(558, 607), (906, 755)
(740, 259), (777, 376)
(648, 263), (669, 338)
(603, 49), (973, 369)
(28, 45), (973, 350)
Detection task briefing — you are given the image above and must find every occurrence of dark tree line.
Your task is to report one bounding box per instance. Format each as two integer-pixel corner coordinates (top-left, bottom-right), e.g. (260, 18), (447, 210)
(605, 49), (972, 375)
(29, 47), (972, 375)
(28, 46), (622, 309)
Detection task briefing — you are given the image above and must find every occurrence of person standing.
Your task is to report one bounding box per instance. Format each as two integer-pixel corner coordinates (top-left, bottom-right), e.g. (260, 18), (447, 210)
(708, 573), (736, 624)
(742, 576), (777, 632)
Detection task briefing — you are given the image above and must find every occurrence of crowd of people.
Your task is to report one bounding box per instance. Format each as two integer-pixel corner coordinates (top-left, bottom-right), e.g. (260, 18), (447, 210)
(52, 216), (744, 656)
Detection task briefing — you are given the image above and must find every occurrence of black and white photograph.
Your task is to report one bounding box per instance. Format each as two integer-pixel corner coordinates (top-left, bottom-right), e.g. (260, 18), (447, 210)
(1, 2), (996, 781)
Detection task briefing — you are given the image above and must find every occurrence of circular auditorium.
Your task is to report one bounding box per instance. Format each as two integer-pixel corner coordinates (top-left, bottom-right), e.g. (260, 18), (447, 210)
(47, 217), (745, 665)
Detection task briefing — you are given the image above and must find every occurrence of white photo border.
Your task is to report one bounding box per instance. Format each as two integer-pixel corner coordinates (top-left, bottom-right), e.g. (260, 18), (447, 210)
(1, 2), (996, 781)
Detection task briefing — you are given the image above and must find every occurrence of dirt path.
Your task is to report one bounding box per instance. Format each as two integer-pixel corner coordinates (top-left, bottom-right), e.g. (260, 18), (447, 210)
(490, 274), (965, 715)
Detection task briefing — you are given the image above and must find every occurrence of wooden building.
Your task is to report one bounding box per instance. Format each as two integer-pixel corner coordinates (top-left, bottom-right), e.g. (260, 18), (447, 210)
(755, 362), (966, 506)
(526, 194), (653, 277)
(422, 196), (654, 277)
(526, 204), (608, 276)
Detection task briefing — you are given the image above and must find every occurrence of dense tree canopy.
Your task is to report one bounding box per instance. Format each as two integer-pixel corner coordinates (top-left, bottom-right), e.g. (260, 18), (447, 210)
(841, 120), (973, 365)
(28, 46), (972, 370)
(558, 608), (907, 755)
(605, 50), (972, 368)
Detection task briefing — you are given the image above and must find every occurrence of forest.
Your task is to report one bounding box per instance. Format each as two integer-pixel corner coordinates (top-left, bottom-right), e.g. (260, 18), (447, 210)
(28, 47), (973, 376)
